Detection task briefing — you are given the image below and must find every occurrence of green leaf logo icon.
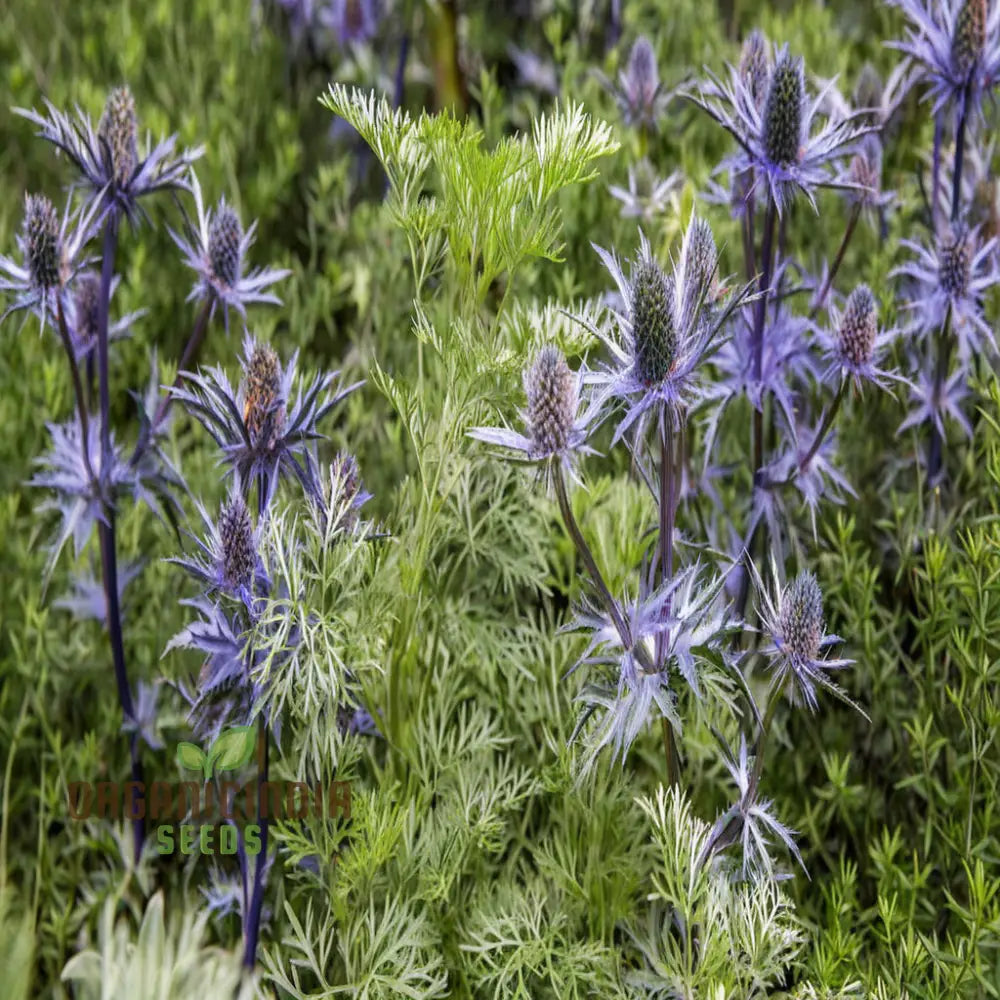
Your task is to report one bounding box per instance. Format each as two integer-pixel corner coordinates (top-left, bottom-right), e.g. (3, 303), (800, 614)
(207, 726), (257, 776)
(177, 741), (210, 779)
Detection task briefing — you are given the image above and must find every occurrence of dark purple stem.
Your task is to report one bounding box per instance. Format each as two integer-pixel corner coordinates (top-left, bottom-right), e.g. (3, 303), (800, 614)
(811, 203), (861, 319)
(242, 718), (269, 969)
(94, 213), (144, 862)
(799, 377), (848, 471)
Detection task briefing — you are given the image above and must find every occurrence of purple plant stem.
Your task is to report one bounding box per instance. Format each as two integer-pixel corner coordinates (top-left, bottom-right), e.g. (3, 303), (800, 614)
(94, 213), (144, 862)
(811, 203), (861, 319)
(799, 377), (848, 471)
(656, 410), (681, 786)
(242, 718), (269, 969)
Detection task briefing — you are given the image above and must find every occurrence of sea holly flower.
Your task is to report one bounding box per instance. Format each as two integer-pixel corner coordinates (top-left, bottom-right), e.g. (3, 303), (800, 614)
(818, 285), (906, 391)
(170, 333), (361, 510)
(750, 561), (865, 716)
(16, 85), (202, 224)
(122, 680), (165, 751)
(168, 174), (290, 332)
(836, 136), (896, 217)
(321, 0), (381, 45)
(168, 480), (269, 609)
(601, 36), (674, 131)
(307, 451), (374, 539)
(888, 0), (1000, 121)
(900, 360), (974, 438)
(893, 225), (999, 361)
(0, 193), (100, 333)
(690, 41), (872, 213)
(54, 560), (143, 624)
(29, 417), (134, 573)
(703, 734), (805, 882)
(468, 345), (599, 486)
(587, 219), (750, 445)
(565, 563), (736, 777)
(608, 159), (682, 221)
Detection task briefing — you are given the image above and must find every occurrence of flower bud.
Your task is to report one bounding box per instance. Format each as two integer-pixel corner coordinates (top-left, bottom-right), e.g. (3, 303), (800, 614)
(739, 30), (770, 111)
(951, 0), (987, 78)
(524, 346), (577, 458)
(23, 194), (63, 291)
(219, 493), (255, 594)
(208, 203), (243, 289)
(242, 343), (286, 447)
(98, 86), (139, 187)
(838, 285), (878, 366)
(631, 256), (677, 384)
(622, 36), (659, 124)
(779, 571), (824, 661)
(762, 54), (803, 167)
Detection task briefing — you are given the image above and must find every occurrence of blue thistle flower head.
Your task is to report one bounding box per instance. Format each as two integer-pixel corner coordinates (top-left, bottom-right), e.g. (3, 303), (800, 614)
(588, 218), (751, 445)
(893, 225), (1000, 362)
(321, 0), (381, 45)
(15, 86), (203, 225)
(468, 344), (599, 487)
(565, 563), (736, 779)
(708, 734), (806, 882)
(889, 0), (1000, 121)
(739, 29), (771, 110)
(29, 417), (134, 575)
(170, 332), (362, 511)
(308, 450), (374, 540)
(168, 174), (290, 332)
(819, 284), (906, 392)
(751, 559), (866, 716)
(690, 41), (874, 214)
(169, 479), (269, 609)
(608, 159), (682, 221)
(0, 193), (99, 333)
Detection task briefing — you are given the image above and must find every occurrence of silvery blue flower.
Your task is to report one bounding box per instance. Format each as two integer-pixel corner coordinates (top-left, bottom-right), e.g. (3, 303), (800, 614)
(16, 86), (202, 225)
(690, 41), (872, 213)
(122, 680), (165, 751)
(468, 345), (600, 487)
(587, 219), (749, 445)
(900, 360), (974, 438)
(893, 226), (999, 362)
(888, 0), (1000, 122)
(168, 174), (290, 332)
(171, 333), (361, 511)
(0, 193), (100, 334)
(750, 561), (864, 716)
(608, 159), (682, 221)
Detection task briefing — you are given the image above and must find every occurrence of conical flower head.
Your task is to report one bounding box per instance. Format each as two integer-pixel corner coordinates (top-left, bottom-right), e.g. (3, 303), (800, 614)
(624, 36), (659, 117)
(98, 86), (139, 187)
(951, 0), (987, 77)
(778, 571), (824, 661)
(218, 492), (256, 593)
(242, 343), (285, 447)
(739, 29), (770, 110)
(72, 271), (102, 347)
(22, 194), (63, 291)
(940, 230), (972, 297)
(631, 256), (677, 384)
(762, 53), (804, 167)
(849, 140), (883, 205)
(525, 346), (577, 457)
(838, 285), (878, 365)
(208, 203), (243, 289)
(684, 216), (718, 292)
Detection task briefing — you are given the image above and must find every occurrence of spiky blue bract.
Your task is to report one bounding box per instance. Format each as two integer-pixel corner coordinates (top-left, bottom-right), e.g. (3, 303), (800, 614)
(168, 174), (290, 332)
(170, 332), (362, 511)
(689, 40), (874, 215)
(587, 217), (752, 446)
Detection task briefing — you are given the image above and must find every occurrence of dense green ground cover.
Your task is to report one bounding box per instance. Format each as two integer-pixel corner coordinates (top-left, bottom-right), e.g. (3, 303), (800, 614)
(1, 1), (999, 997)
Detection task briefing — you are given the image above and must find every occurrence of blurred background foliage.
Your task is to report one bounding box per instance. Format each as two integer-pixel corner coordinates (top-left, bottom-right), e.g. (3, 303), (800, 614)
(1, 0), (998, 997)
